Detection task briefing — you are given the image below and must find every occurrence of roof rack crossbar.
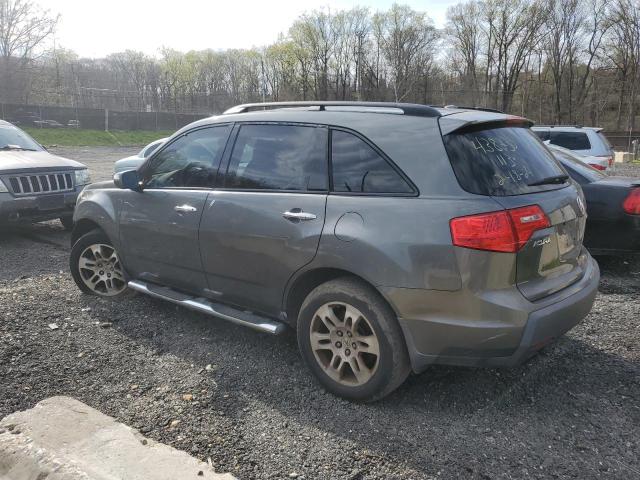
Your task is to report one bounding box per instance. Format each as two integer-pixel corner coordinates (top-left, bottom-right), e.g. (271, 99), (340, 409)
(223, 101), (442, 118)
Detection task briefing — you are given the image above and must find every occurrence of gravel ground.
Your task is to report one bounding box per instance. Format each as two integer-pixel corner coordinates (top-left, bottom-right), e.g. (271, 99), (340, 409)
(49, 145), (139, 182)
(0, 149), (639, 479)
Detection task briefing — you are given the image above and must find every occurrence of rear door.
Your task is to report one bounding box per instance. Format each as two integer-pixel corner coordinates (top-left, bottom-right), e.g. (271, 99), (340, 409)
(199, 123), (328, 316)
(443, 124), (587, 301)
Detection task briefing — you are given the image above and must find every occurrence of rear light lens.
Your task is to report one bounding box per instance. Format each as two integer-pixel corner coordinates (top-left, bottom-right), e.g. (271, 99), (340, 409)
(589, 163), (606, 171)
(450, 205), (550, 253)
(623, 188), (640, 215)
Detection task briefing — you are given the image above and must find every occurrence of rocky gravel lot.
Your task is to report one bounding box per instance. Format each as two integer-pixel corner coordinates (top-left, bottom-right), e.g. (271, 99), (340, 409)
(0, 150), (639, 479)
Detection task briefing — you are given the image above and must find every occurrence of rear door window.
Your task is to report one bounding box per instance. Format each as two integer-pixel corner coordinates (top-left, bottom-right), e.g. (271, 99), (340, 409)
(550, 131), (591, 150)
(330, 129), (413, 194)
(443, 126), (567, 196)
(225, 124), (328, 191)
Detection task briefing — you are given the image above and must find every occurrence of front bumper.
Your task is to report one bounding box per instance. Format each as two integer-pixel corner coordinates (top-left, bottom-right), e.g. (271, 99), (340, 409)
(0, 189), (80, 224)
(383, 255), (600, 372)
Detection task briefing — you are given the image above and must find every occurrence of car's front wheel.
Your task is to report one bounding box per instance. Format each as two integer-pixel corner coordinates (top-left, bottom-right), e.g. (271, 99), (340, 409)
(297, 278), (410, 402)
(70, 229), (130, 298)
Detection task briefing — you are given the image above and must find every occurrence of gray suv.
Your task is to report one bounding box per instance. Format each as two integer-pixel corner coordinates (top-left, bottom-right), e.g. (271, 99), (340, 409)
(0, 120), (90, 229)
(70, 102), (600, 401)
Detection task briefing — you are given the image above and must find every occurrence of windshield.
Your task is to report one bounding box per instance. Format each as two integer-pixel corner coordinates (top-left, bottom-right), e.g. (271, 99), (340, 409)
(0, 125), (42, 151)
(552, 148), (606, 183)
(443, 125), (567, 196)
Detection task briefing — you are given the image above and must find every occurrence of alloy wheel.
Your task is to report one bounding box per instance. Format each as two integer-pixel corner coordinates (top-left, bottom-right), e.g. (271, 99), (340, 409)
(78, 243), (126, 296)
(309, 302), (380, 386)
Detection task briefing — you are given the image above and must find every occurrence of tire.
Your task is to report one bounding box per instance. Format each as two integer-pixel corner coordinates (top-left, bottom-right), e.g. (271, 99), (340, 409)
(60, 215), (74, 231)
(297, 277), (410, 402)
(70, 229), (132, 299)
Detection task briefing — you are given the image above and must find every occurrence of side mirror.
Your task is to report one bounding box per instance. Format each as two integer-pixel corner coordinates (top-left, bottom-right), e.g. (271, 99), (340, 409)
(114, 169), (142, 191)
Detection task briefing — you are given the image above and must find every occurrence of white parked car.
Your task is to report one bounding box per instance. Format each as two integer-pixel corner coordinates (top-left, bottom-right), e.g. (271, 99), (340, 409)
(113, 138), (167, 174)
(532, 125), (614, 168)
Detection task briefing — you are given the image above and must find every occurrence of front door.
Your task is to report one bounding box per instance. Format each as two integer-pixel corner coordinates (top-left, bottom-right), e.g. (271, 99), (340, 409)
(119, 124), (232, 293)
(199, 123), (328, 316)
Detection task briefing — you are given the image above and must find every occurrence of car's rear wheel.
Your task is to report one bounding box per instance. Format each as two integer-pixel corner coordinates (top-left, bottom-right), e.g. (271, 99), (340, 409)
(70, 230), (130, 298)
(297, 277), (410, 402)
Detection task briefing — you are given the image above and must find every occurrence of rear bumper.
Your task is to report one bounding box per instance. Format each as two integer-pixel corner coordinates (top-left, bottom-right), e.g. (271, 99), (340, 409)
(0, 190), (79, 224)
(384, 255), (600, 372)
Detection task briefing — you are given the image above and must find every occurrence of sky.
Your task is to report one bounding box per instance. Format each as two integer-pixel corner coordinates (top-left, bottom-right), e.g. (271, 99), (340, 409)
(37, 0), (458, 58)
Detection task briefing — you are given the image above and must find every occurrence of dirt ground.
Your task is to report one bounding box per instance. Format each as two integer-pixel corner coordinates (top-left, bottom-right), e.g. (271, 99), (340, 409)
(0, 149), (639, 479)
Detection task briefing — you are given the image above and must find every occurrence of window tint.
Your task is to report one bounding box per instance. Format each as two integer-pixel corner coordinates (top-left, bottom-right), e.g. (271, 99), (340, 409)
(550, 131), (591, 150)
(443, 126), (567, 196)
(330, 130), (413, 194)
(226, 124), (327, 191)
(552, 149), (606, 184)
(144, 125), (230, 189)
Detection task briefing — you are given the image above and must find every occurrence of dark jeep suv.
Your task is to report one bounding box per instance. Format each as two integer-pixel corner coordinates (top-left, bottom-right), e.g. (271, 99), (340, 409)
(70, 102), (599, 401)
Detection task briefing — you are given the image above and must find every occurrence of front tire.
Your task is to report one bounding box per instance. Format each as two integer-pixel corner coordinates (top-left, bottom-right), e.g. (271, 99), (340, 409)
(297, 278), (410, 402)
(70, 229), (131, 298)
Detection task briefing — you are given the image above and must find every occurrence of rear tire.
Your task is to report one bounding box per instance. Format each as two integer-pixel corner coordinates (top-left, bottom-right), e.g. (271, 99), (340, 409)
(70, 229), (132, 299)
(297, 277), (410, 402)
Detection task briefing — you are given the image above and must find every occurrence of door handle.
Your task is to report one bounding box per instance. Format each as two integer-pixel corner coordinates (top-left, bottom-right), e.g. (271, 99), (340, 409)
(174, 204), (198, 213)
(282, 209), (317, 221)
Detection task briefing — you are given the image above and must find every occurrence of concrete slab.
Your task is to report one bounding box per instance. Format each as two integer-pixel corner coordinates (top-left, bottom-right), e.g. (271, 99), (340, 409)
(0, 396), (235, 480)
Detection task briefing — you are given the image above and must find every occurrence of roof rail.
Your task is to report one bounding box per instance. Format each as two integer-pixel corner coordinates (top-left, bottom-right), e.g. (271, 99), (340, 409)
(223, 101), (442, 118)
(440, 104), (504, 114)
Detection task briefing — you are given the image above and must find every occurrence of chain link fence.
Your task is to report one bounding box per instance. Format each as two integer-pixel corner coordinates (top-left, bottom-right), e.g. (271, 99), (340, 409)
(0, 103), (208, 131)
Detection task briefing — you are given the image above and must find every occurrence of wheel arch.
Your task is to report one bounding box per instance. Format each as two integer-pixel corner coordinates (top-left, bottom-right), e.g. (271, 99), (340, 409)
(283, 267), (403, 330)
(71, 219), (105, 246)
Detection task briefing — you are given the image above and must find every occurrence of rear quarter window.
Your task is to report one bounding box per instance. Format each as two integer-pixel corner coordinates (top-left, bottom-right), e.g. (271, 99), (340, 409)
(550, 131), (591, 150)
(443, 126), (567, 196)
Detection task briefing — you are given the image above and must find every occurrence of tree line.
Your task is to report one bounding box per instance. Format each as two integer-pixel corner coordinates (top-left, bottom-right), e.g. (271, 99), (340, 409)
(1, 0), (640, 130)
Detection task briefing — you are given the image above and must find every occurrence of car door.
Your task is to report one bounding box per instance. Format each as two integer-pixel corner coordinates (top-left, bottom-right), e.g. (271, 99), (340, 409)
(118, 124), (232, 294)
(199, 123), (328, 317)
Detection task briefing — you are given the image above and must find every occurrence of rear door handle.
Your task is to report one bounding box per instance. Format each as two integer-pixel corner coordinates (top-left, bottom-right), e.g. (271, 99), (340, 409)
(282, 209), (317, 221)
(174, 204), (198, 213)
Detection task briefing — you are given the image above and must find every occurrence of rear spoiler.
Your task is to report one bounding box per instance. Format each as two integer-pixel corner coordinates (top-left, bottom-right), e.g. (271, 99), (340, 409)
(439, 111), (533, 135)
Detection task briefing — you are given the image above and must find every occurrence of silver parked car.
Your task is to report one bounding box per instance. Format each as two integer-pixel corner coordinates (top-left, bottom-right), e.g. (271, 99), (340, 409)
(0, 120), (90, 230)
(70, 102), (599, 401)
(532, 125), (614, 168)
(113, 138), (168, 174)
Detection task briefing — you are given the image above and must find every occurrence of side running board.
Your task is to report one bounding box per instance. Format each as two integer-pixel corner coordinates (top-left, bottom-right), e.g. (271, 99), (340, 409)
(128, 280), (286, 335)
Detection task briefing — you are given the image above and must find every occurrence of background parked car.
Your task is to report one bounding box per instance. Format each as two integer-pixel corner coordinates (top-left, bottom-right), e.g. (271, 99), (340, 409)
(532, 125), (614, 168)
(546, 142), (610, 171)
(551, 147), (640, 255)
(113, 137), (168, 173)
(0, 120), (91, 230)
(67, 120), (81, 128)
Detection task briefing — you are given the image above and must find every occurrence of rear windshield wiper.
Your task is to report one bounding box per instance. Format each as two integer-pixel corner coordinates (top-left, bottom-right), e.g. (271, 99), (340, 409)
(527, 174), (569, 187)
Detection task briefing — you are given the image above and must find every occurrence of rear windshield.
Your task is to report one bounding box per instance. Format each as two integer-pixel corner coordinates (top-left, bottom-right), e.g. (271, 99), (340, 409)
(553, 149), (606, 183)
(596, 132), (613, 150)
(550, 131), (591, 150)
(443, 126), (567, 196)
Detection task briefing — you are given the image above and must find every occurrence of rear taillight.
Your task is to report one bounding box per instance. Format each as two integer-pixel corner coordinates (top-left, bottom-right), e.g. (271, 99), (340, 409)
(623, 188), (640, 215)
(589, 163), (606, 171)
(450, 205), (550, 253)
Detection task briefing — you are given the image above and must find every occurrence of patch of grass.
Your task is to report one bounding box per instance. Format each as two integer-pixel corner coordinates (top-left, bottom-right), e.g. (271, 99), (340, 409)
(23, 128), (174, 147)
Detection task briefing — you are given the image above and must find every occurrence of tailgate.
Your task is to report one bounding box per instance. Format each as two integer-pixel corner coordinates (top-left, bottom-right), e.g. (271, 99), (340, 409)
(493, 185), (588, 301)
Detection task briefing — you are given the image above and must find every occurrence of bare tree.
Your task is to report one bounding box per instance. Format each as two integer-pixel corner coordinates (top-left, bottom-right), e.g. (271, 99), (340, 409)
(0, 0), (58, 101)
